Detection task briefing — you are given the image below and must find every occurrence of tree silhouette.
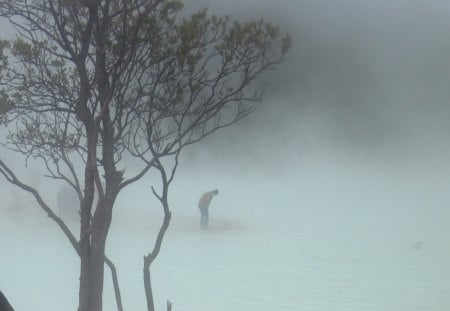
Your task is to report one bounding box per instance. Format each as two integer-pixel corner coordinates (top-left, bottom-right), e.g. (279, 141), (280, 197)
(0, 1), (290, 310)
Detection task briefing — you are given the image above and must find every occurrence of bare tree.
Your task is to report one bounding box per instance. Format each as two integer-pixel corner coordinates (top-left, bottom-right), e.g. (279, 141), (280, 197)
(0, 1), (291, 311)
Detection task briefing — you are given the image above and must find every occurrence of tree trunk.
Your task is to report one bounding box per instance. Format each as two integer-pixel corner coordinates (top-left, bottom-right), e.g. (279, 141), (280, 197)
(143, 197), (171, 311)
(78, 194), (115, 311)
(78, 240), (91, 311)
(78, 124), (98, 311)
(105, 257), (123, 311)
(89, 228), (108, 311)
(143, 259), (155, 311)
(78, 232), (108, 311)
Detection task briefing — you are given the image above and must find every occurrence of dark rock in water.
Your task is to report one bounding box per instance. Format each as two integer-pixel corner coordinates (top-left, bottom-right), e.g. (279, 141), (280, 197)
(412, 241), (423, 250)
(0, 290), (14, 311)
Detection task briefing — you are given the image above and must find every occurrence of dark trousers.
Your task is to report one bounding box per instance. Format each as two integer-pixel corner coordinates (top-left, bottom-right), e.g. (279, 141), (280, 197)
(199, 206), (209, 229)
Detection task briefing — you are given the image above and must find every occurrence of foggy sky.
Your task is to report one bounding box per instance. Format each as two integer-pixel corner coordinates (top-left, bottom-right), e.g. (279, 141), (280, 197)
(181, 0), (450, 170)
(2, 1), (450, 168)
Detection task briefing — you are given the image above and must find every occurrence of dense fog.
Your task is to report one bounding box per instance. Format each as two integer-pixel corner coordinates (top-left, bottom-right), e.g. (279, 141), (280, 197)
(1, 0), (450, 310)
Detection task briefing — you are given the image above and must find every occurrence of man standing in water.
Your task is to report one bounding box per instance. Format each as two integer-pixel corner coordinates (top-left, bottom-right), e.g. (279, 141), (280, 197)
(198, 189), (219, 229)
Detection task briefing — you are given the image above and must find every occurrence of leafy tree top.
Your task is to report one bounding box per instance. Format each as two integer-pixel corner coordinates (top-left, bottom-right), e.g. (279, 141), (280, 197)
(0, 0), (291, 189)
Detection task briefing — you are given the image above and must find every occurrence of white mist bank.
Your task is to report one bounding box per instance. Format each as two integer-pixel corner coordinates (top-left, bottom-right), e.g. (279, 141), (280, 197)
(1, 151), (450, 310)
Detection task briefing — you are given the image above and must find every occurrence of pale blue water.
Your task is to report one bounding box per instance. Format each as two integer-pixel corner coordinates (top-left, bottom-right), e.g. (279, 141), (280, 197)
(1, 160), (450, 310)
